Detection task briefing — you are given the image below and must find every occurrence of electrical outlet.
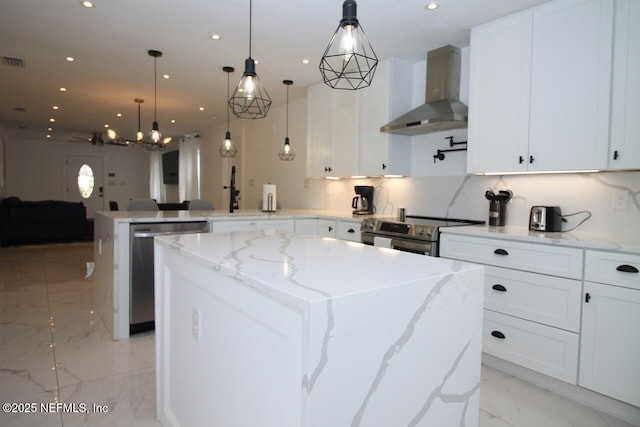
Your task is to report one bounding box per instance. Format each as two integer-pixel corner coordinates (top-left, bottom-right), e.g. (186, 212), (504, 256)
(613, 190), (629, 211)
(192, 307), (200, 342)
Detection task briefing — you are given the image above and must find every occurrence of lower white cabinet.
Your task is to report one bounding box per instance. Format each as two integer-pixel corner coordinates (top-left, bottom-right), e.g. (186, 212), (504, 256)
(440, 232), (582, 384)
(316, 219), (362, 242)
(294, 218), (317, 234)
(484, 310), (579, 384)
(316, 219), (336, 238)
(212, 219), (294, 233)
(579, 250), (640, 407)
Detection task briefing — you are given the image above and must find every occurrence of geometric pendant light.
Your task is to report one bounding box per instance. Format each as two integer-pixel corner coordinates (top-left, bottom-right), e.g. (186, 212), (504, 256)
(319, 0), (378, 90)
(219, 66), (238, 158)
(278, 80), (295, 161)
(228, 0), (272, 118)
(147, 49), (166, 146)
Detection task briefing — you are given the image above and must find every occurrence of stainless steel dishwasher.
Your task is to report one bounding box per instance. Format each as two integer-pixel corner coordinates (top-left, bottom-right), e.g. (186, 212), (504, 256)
(129, 221), (209, 334)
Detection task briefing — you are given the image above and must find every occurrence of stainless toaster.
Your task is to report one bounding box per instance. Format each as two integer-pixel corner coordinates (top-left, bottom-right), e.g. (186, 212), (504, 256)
(529, 206), (562, 232)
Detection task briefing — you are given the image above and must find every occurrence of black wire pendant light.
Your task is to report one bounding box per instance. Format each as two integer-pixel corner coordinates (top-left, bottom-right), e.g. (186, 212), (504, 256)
(147, 49), (166, 145)
(220, 66), (238, 158)
(278, 80), (295, 161)
(229, 0), (272, 119)
(319, 0), (378, 90)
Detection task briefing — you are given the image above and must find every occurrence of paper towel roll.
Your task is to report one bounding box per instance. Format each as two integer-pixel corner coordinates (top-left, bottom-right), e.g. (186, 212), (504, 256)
(262, 184), (277, 212)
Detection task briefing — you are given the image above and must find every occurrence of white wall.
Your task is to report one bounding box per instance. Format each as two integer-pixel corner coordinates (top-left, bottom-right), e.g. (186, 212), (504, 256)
(199, 97), (325, 211)
(2, 130), (150, 210)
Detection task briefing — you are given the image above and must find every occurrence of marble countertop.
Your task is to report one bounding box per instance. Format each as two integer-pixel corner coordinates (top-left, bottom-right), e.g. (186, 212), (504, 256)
(155, 229), (482, 305)
(440, 224), (640, 254)
(98, 209), (369, 224)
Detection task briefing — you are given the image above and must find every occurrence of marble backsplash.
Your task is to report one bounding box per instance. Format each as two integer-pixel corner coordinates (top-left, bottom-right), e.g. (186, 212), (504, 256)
(322, 171), (640, 240)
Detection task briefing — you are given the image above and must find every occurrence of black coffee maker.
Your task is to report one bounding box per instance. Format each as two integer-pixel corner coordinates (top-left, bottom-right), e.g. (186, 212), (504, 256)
(352, 186), (374, 215)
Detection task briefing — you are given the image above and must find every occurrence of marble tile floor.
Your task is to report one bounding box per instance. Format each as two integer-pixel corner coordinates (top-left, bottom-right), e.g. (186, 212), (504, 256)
(0, 242), (636, 427)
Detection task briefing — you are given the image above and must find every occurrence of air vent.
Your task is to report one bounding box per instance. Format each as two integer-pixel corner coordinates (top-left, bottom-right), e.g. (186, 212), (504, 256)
(1, 56), (25, 67)
(13, 107), (26, 112)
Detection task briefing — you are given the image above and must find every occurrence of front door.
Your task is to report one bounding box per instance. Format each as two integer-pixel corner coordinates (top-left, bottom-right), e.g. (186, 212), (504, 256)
(66, 155), (104, 218)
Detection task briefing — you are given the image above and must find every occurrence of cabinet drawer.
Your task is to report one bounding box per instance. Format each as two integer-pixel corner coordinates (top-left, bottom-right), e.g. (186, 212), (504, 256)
(483, 310), (579, 384)
(440, 234), (583, 279)
(336, 221), (361, 242)
(584, 250), (640, 290)
(485, 266), (582, 332)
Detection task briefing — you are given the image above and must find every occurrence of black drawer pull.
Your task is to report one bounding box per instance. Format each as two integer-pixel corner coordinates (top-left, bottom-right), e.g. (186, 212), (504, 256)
(616, 264), (639, 273)
(492, 284), (507, 292)
(347, 228), (355, 233)
(494, 248), (509, 256)
(491, 331), (506, 339)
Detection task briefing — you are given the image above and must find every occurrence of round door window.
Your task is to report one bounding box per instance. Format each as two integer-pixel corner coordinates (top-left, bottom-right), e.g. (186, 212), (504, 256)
(77, 164), (95, 198)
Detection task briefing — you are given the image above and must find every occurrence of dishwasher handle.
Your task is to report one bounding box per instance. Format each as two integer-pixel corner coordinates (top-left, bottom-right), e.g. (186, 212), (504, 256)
(133, 229), (208, 238)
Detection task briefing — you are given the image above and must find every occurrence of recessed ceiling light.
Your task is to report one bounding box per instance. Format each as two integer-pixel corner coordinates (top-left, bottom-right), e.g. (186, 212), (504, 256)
(425, 2), (439, 10)
(301, 59), (310, 65)
(81, 1), (95, 8)
(210, 34), (221, 40)
(163, 74), (170, 79)
(65, 56), (74, 62)
(116, 113), (122, 117)
(104, 124), (109, 128)
(59, 87), (67, 92)
(199, 107), (205, 111)
(52, 105), (59, 110)
(171, 119), (176, 124)
(48, 127), (53, 131)
(46, 134), (51, 139)
(49, 118), (55, 122)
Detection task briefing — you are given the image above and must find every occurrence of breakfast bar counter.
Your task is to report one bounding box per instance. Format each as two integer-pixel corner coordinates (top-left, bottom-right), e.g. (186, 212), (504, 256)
(153, 229), (484, 427)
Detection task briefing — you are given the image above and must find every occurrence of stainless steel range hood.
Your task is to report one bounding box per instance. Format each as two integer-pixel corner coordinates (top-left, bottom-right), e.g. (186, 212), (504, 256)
(380, 45), (468, 136)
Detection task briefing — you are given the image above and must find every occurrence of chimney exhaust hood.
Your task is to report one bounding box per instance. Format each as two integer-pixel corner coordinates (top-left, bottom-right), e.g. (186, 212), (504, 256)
(380, 45), (468, 136)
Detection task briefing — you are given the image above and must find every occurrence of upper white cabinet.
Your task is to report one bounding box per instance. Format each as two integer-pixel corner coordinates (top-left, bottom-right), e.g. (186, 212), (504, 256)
(468, 0), (615, 173)
(358, 58), (413, 176)
(306, 83), (359, 177)
(608, 0), (640, 169)
(468, 11), (533, 173)
(307, 58), (413, 177)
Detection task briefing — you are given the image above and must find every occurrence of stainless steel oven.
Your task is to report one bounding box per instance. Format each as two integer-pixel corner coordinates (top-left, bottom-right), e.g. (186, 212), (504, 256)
(361, 215), (484, 256)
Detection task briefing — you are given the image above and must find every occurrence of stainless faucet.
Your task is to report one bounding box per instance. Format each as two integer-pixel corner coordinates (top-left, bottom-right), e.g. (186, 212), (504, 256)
(224, 165), (240, 213)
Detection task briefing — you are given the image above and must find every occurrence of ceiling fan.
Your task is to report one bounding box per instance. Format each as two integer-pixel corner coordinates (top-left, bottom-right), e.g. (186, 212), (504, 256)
(67, 132), (132, 147)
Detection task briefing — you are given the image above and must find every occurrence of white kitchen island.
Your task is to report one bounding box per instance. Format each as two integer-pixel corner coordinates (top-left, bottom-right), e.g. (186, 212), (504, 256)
(154, 229), (484, 427)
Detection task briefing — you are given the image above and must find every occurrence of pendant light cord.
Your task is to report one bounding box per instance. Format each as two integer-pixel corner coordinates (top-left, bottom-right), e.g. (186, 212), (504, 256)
(153, 56), (158, 122)
(286, 84), (289, 137)
(226, 71), (230, 131)
(249, 0), (252, 58)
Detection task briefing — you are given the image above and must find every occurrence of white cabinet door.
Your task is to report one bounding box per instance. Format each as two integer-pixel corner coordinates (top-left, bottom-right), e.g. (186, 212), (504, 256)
(316, 219), (336, 238)
(528, 0), (612, 171)
(579, 281), (640, 407)
(307, 83), (335, 177)
(332, 90), (359, 177)
(294, 219), (317, 234)
(212, 221), (258, 232)
(358, 58), (413, 176)
(468, 11), (532, 173)
(609, 0), (640, 170)
(335, 221), (361, 242)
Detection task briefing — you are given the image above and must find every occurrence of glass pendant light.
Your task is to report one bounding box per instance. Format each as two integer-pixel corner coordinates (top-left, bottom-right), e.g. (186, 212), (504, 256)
(278, 80), (295, 161)
(220, 66), (238, 158)
(229, 0), (272, 119)
(148, 50), (163, 144)
(134, 98), (144, 142)
(319, 0), (378, 90)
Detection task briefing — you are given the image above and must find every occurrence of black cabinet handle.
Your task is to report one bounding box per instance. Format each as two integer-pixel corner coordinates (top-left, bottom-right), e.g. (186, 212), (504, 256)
(494, 248), (509, 256)
(613, 150), (619, 160)
(347, 228), (355, 233)
(529, 155), (534, 163)
(492, 284), (507, 292)
(585, 293), (591, 303)
(616, 264), (639, 273)
(519, 156), (524, 164)
(491, 331), (506, 339)
(382, 163), (387, 170)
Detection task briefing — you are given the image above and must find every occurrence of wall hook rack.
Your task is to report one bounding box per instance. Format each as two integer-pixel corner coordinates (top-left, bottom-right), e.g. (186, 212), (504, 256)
(433, 136), (468, 163)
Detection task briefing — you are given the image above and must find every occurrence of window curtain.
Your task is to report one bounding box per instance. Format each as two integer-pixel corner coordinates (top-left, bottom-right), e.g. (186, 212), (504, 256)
(179, 135), (200, 201)
(149, 151), (166, 202)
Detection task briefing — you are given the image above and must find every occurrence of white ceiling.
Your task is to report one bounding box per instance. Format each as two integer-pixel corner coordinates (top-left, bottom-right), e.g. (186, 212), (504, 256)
(0, 0), (551, 142)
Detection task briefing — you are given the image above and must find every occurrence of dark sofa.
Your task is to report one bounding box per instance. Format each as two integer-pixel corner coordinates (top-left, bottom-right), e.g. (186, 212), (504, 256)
(0, 197), (88, 246)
